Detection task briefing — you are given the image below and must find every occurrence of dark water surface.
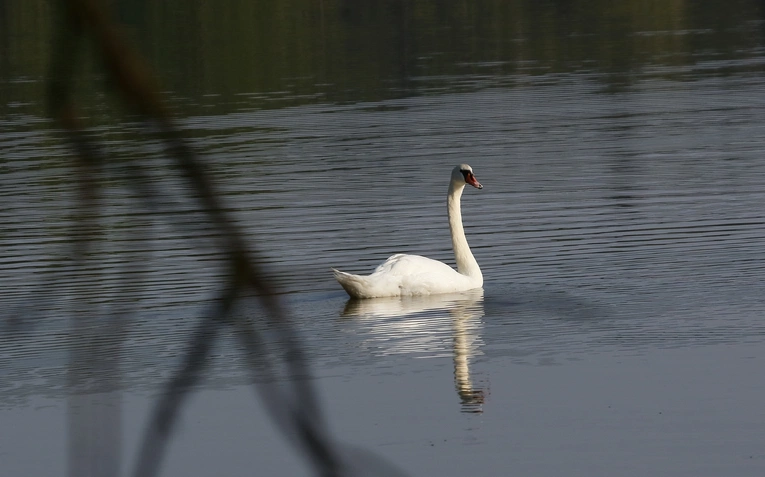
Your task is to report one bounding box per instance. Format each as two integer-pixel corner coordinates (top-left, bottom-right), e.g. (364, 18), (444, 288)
(3, 1), (765, 476)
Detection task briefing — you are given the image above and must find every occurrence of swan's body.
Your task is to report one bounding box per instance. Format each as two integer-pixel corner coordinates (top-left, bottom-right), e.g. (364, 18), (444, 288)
(333, 164), (483, 298)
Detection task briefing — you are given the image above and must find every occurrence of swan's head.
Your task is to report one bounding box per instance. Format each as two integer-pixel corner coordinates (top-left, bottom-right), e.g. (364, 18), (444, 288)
(452, 164), (483, 189)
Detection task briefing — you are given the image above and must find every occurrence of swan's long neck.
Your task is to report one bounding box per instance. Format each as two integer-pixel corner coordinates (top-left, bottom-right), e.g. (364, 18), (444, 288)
(447, 182), (482, 282)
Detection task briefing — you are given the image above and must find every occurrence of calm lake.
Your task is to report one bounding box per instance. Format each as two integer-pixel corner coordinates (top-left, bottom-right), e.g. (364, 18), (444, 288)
(2, 1), (765, 476)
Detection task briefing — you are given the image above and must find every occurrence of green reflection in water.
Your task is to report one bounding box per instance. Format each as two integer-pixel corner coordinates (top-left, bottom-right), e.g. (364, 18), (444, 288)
(1, 0), (764, 118)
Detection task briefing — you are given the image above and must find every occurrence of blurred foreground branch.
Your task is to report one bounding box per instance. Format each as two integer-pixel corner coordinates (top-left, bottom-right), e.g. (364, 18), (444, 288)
(46, 1), (346, 476)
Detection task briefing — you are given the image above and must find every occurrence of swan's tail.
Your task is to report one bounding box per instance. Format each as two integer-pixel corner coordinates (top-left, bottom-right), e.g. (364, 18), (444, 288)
(332, 268), (370, 299)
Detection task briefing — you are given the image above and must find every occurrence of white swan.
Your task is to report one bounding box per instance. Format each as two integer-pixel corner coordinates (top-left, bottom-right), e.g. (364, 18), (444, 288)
(333, 164), (484, 298)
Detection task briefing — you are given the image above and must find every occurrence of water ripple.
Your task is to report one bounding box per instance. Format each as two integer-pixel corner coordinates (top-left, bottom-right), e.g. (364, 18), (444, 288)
(3, 75), (765, 400)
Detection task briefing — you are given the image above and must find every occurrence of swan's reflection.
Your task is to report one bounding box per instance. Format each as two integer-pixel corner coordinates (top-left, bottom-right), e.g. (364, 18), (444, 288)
(342, 288), (487, 413)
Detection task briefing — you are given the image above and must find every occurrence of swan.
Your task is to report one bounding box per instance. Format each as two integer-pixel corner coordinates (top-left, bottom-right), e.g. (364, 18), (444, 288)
(333, 164), (484, 298)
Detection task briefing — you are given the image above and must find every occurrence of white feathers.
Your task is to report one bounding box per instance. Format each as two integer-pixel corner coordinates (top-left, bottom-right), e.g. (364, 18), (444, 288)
(333, 165), (483, 298)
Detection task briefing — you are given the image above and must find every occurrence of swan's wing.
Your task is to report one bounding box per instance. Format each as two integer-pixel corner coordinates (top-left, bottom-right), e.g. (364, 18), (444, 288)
(336, 254), (477, 298)
(372, 254), (475, 295)
(372, 254), (456, 276)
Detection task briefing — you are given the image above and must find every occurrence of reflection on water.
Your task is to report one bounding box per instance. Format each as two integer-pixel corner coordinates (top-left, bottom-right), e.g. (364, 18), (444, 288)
(4, 1), (765, 116)
(449, 294), (486, 414)
(342, 289), (486, 413)
(4, 2), (765, 475)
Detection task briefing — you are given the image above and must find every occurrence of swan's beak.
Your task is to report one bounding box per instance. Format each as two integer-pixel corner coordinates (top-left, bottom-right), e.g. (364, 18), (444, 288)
(466, 173), (483, 189)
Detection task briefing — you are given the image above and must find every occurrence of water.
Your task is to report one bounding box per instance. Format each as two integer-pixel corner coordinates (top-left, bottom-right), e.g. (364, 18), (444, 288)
(3, 2), (765, 476)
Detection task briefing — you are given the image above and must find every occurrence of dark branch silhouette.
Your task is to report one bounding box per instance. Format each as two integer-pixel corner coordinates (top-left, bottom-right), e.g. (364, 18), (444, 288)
(45, 1), (363, 476)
